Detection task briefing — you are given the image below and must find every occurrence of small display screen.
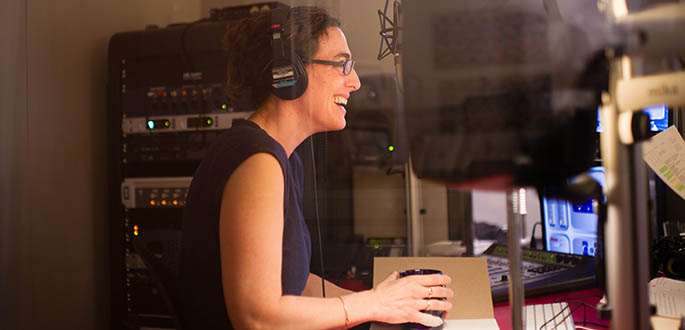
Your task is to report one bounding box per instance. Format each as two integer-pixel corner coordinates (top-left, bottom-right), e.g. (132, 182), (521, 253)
(542, 166), (605, 256)
(596, 104), (669, 132)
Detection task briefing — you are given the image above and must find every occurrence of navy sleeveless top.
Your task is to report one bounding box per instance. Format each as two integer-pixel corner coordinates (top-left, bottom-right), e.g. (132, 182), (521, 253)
(179, 119), (312, 329)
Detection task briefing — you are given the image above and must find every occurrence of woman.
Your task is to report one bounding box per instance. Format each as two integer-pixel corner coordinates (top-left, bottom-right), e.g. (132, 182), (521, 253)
(179, 6), (453, 329)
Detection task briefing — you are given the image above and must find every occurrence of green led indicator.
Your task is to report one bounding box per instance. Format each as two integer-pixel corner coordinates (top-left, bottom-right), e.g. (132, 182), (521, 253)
(388, 145), (395, 152)
(374, 244), (380, 249)
(207, 119), (213, 125)
(164, 121), (170, 127)
(221, 104), (228, 110)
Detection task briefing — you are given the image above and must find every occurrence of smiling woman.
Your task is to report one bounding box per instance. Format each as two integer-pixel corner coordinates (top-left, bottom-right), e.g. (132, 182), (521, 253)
(178, 6), (453, 330)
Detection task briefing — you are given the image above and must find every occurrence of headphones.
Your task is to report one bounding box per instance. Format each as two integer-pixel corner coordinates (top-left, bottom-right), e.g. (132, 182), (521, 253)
(653, 236), (685, 280)
(269, 7), (308, 100)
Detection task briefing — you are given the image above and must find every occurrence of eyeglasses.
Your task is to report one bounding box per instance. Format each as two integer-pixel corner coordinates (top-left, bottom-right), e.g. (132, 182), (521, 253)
(304, 58), (355, 76)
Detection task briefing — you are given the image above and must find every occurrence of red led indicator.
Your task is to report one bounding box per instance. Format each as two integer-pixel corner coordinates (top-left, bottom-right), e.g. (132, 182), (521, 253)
(272, 24), (281, 28)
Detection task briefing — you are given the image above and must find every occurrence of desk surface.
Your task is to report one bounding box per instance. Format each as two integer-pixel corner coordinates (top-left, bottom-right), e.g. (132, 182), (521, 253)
(493, 288), (609, 330)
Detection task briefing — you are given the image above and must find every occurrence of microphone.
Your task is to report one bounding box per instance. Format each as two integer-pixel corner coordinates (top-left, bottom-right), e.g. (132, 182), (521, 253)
(377, 0), (401, 60)
(377, 0), (404, 92)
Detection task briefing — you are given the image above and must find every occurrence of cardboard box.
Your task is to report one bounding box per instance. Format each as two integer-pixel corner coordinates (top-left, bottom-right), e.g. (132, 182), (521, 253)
(371, 257), (500, 330)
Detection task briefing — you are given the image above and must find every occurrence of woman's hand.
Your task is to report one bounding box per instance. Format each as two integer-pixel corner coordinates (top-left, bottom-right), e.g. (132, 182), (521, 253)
(367, 271), (454, 327)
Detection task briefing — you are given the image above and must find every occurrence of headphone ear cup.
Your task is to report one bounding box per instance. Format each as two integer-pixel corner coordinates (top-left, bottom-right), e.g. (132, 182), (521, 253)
(271, 52), (308, 100)
(291, 54), (308, 98)
(664, 249), (685, 280)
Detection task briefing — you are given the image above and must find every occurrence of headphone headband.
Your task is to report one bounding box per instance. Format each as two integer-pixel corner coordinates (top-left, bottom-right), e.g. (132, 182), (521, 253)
(270, 7), (288, 59)
(269, 7), (308, 100)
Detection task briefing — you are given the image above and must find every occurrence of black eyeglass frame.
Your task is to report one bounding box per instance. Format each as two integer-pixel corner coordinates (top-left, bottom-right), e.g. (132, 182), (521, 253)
(303, 58), (355, 76)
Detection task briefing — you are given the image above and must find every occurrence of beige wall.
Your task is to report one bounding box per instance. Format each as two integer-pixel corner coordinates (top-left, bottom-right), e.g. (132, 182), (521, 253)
(0, 1), (201, 329)
(353, 166), (407, 239)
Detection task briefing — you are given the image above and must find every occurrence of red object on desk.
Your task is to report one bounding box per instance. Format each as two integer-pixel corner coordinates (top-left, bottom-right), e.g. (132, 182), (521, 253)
(493, 288), (609, 330)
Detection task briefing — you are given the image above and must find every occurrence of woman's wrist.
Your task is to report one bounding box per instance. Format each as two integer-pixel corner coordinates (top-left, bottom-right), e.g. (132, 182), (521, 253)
(340, 290), (378, 327)
(337, 296), (350, 328)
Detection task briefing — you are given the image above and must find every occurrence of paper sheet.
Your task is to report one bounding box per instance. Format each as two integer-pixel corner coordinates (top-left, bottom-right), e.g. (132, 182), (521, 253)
(649, 277), (685, 318)
(642, 126), (685, 200)
(651, 315), (682, 330)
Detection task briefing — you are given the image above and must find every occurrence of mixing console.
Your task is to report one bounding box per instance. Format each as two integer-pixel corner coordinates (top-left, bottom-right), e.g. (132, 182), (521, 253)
(483, 244), (597, 302)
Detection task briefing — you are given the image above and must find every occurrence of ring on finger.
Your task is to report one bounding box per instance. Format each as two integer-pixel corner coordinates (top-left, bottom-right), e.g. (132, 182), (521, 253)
(427, 287), (433, 299)
(425, 299), (432, 311)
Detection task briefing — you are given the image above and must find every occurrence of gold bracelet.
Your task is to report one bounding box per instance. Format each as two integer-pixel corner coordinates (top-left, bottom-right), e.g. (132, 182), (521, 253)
(338, 296), (350, 329)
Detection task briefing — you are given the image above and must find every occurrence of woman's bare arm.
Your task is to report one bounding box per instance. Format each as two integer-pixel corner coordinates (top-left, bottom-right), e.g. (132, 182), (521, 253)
(219, 153), (452, 330)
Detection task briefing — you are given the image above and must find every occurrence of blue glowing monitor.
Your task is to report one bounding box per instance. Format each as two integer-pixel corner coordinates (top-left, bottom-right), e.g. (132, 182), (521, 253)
(596, 105), (669, 132)
(543, 105), (669, 256)
(542, 166), (605, 256)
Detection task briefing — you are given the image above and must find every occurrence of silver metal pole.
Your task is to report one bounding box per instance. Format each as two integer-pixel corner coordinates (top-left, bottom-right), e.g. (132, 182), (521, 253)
(603, 140), (651, 330)
(405, 158), (423, 257)
(507, 188), (525, 330)
(600, 1), (652, 326)
(601, 57), (651, 330)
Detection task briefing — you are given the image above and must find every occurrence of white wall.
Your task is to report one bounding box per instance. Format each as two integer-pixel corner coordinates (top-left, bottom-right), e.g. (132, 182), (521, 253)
(0, 1), (201, 329)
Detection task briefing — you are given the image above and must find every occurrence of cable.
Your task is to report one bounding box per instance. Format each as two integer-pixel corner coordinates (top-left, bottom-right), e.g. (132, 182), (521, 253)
(554, 295), (604, 303)
(537, 302), (577, 330)
(581, 322), (609, 328)
(178, 18), (212, 74)
(385, 165), (405, 176)
(552, 297), (610, 329)
(565, 300), (594, 325)
(529, 221), (541, 249)
(309, 135), (326, 298)
(567, 300), (609, 328)
(535, 299), (611, 330)
(575, 326), (597, 330)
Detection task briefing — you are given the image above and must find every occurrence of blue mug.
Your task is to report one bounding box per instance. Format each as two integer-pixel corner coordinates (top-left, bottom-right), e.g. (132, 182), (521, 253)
(399, 269), (446, 330)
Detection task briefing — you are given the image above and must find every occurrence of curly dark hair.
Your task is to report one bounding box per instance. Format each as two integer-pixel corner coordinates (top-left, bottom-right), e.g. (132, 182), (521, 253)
(223, 6), (342, 111)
